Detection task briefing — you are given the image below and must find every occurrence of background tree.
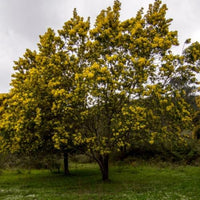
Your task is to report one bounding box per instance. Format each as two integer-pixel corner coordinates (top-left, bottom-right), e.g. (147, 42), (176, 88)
(182, 41), (200, 139)
(0, 93), (8, 150)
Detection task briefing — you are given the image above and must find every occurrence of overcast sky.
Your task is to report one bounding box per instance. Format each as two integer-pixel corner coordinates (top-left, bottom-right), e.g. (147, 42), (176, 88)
(0, 0), (200, 93)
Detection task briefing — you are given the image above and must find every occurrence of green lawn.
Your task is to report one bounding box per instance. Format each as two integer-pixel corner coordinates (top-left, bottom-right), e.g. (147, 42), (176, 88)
(0, 163), (200, 200)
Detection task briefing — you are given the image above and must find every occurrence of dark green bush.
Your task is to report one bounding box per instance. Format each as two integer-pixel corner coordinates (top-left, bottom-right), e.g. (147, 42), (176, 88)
(70, 154), (93, 163)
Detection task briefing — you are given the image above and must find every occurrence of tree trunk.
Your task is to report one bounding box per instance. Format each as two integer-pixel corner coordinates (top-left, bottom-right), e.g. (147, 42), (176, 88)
(63, 150), (70, 175)
(98, 154), (109, 181)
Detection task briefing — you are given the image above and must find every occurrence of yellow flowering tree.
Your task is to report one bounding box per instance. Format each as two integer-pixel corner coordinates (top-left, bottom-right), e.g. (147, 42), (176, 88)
(48, 9), (90, 174)
(0, 48), (57, 160)
(71, 0), (198, 180)
(0, 9), (88, 173)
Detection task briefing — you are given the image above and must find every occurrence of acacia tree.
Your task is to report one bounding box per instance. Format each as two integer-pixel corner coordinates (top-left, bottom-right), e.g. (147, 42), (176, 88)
(48, 10), (90, 174)
(0, 49), (41, 155)
(68, 0), (198, 180)
(0, 9), (90, 175)
(0, 47), (58, 162)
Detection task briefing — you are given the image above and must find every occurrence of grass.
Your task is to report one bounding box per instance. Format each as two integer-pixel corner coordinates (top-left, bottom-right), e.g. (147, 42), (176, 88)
(0, 163), (200, 199)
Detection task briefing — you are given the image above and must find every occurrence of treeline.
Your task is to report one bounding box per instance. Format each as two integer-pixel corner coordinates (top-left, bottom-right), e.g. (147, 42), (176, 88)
(1, 0), (200, 181)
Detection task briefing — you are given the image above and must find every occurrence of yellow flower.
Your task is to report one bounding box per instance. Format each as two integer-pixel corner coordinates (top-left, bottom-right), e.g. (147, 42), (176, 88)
(88, 72), (94, 78)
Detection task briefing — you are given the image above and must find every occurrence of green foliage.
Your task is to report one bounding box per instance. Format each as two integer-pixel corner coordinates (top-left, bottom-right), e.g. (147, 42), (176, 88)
(0, 152), (62, 172)
(192, 97), (200, 139)
(70, 154), (93, 164)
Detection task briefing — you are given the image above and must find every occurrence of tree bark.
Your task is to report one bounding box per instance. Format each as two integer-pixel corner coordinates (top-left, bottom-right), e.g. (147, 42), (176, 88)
(98, 154), (109, 181)
(63, 150), (70, 175)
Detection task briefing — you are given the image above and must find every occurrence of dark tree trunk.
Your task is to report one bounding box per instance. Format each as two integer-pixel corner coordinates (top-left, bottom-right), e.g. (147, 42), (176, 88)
(63, 150), (70, 175)
(98, 154), (109, 181)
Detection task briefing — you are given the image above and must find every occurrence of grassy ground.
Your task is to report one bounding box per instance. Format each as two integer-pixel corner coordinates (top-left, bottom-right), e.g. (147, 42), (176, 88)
(0, 163), (200, 200)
